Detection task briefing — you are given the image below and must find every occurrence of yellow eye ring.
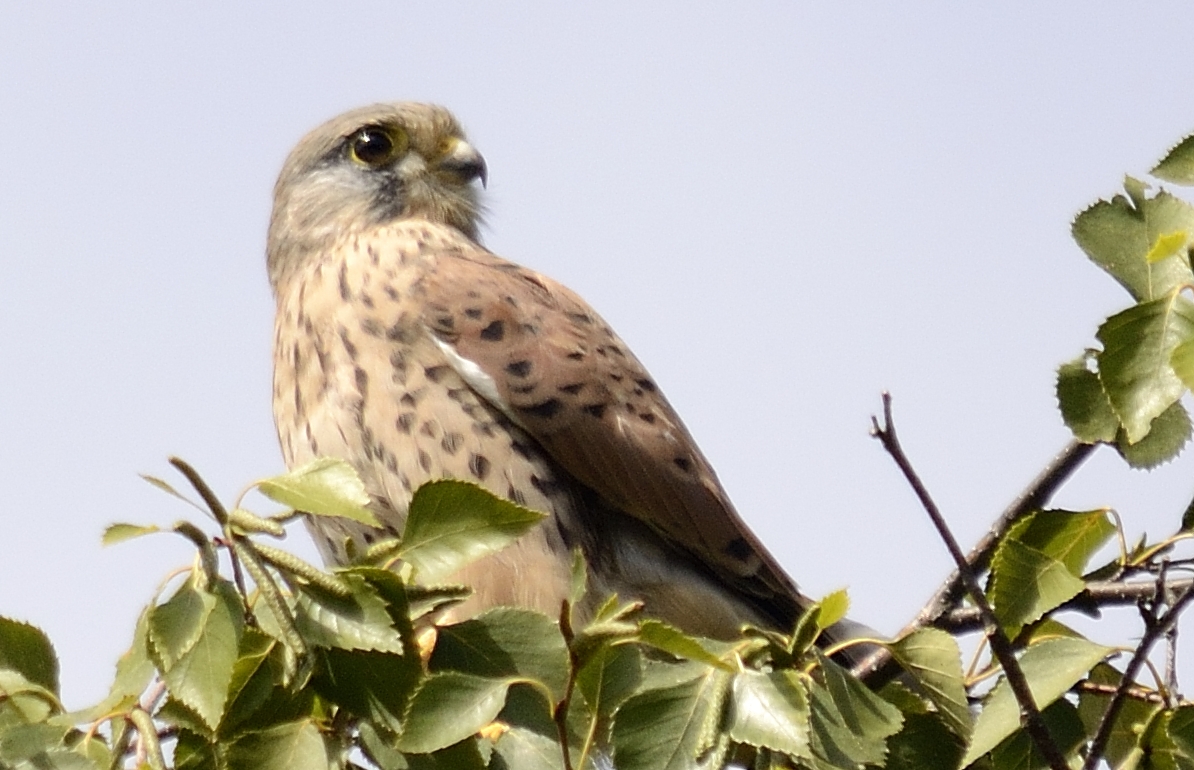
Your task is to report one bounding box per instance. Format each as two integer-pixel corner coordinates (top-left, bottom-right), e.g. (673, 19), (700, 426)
(348, 125), (407, 167)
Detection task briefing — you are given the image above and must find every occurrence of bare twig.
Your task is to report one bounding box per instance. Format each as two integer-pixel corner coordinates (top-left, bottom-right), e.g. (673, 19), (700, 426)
(1083, 567), (1194, 770)
(870, 393), (1069, 770)
(917, 440), (1097, 627)
(935, 577), (1194, 632)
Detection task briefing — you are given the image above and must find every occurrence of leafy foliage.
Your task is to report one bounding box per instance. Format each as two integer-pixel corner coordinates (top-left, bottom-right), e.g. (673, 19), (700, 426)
(7, 130), (1194, 769)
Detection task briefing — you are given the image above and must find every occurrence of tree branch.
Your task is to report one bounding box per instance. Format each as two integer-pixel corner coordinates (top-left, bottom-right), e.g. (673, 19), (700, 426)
(869, 392), (1069, 770)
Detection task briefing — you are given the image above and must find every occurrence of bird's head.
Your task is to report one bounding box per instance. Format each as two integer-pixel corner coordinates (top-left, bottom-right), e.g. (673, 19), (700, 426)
(267, 102), (487, 290)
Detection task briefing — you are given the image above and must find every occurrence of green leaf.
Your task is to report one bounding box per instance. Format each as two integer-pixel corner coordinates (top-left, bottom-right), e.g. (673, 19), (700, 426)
(1078, 662), (1163, 769)
(1116, 400), (1192, 468)
(1056, 354), (1121, 443)
(397, 672), (514, 754)
(1008, 509), (1116, 575)
(636, 621), (730, 671)
(726, 669), (812, 760)
(809, 655), (904, 768)
(817, 590), (850, 629)
(988, 538), (1086, 636)
(1072, 186), (1194, 301)
(1168, 705), (1194, 761)
(400, 480), (545, 584)
(883, 712), (965, 770)
(0, 669), (59, 725)
(887, 628), (969, 739)
(0, 618), (59, 695)
(611, 668), (731, 770)
(429, 608), (569, 702)
(154, 581), (244, 731)
(100, 522), (161, 546)
(965, 636), (1112, 765)
(491, 726), (567, 770)
(256, 458), (379, 527)
(574, 643), (642, 740)
(293, 573), (406, 654)
(226, 720), (333, 770)
(988, 699), (1087, 770)
(1153, 133), (1194, 185)
(1097, 292), (1194, 443)
(149, 581), (215, 669)
(314, 648), (420, 733)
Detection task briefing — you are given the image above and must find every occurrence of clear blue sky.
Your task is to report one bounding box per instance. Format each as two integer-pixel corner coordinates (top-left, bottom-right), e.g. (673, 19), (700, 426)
(4, 3), (1194, 707)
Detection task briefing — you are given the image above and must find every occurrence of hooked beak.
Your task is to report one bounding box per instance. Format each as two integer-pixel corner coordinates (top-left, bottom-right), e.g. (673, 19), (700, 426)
(439, 139), (488, 188)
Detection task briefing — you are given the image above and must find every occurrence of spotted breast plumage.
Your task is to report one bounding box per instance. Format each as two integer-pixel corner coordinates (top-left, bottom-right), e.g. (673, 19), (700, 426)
(267, 102), (855, 651)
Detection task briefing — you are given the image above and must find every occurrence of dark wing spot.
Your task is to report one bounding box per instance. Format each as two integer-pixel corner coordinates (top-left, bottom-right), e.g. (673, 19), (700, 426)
(384, 285), (400, 300)
(530, 474), (562, 496)
(479, 320), (505, 341)
(518, 398), (563, 420)
(464, 307), (483, 319)
(507, 485), (527, 506)
(511, 383), (538, 395)
(418, 449), (433, 472)
(673, 456), (693, 473)
(360, 293), (375, 309)
(338, 262), (351, 300)
(441, 432), (463, 455)
(639, 412), (656, 424)
(510, 439), (535, 459)
(558, 382), (584, 395)
(338, 328), (358, 358)
(446, 387), (468, 402)
(424, 365), (449, 383)
(471, 421), (496, 437)
(354, 367), (369, 393)
(724, 537), (754, 562)
(506, 360), (533, 378)
(468, 453), (491, 480)
(635, 378), (657, 392)
(582, 403), (606, 418)
(566, 311), (593, 325)
(420, 420), (439, 438)
(361, 318), (383, 337)
(435, 315), (455, 331)
(396, 413), (416, 434)
(566, 351), (586, 361)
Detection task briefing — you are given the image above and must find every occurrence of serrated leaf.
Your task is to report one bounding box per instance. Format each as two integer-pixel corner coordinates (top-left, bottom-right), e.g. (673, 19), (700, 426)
(1116, 400), (1192, 468)
(575, 643), (642, 727)
(149, 581), (215, 670)
(160, 583), (243, 731)
(313, 647), (420, 733)
(817, 590), (850, 630)
(611, 669), (730, 770)
(1078, 662), (1162, 769)
(990, 538), (1085, 639)
(1073, 188), (1194, 301)
(1153, 134), (1194, 185)
(887, 628), (969, 739)
(0, 617), (59, 695)
(1168, 705), (1194, 759)
(0, 722), (72, 765)
(1009, 509), (1116, 576)
(226, 719), (333, 770)
(257, 458), (378, 527)
(809, 654), (904, 768)
(0, 669), (58, 724)
(1057, 355), (1121, 443)
(429, 608), (569, 701)
(988, 699), (1087, 770)
(397, 672), (514, 754)
(100, 522), (161, 546)
(1096, 293), (1194, 443)
(1148, 230), (1191, 263)
(965, 636), (1112, 764)
(492, 725), (566, 770)
(637, 621), (730, 671)
(726, 669), (812, 760)
(884, 712), (966, 770)
(293, 574), (405, 653)
(400, 480), (545, 584)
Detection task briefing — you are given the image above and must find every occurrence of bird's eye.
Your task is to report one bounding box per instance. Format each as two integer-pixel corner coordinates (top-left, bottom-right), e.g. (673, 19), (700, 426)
(349, 126), (407, 167)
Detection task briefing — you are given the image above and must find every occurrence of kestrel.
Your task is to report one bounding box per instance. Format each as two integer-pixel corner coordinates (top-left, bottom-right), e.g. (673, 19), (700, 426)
(268, 103), (857, 653)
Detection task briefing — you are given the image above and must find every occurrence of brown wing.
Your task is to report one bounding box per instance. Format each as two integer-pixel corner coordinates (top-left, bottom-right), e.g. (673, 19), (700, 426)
(416, 248), (801, 608)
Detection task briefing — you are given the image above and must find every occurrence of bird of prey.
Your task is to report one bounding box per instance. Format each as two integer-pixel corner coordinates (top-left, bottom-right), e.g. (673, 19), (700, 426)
(268, 102), (855, 651)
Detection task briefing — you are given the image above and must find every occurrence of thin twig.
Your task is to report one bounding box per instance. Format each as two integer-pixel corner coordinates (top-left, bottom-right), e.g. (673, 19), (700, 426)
(870, 393), (1069, 770)
(1083, 567), (1194, 770)
(935, 577), (1194, 632)
(916, 440), (1097, 627)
